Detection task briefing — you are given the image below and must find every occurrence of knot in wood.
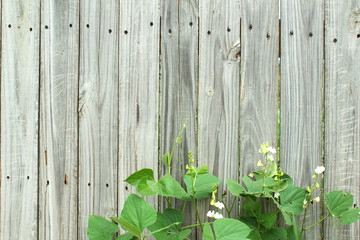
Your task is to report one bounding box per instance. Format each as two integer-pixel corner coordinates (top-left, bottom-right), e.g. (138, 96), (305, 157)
(226, 40), (240, 62)
(349, 8), (360, 32)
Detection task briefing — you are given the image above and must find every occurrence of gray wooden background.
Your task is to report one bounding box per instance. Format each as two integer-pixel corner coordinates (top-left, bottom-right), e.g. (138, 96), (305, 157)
(1, 0), (359, 239)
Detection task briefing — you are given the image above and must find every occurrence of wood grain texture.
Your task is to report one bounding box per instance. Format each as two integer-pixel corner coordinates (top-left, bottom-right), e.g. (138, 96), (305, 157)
(240, 0), (279, 183)
(198, 0), (240, 227)
(118, 0), (160, 225)
(280, 1), (324, 239)
(39, 0), (79, 239)
(325, 1), (360, 239)
(78, 1), (119, 238)
(1, 1), (40, 239)
(160, 0), (198, 237)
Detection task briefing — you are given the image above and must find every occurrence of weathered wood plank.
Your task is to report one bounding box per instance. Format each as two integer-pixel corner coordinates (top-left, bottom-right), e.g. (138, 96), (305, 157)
(118, 0), (160, 225)
(78, 1), (119, 238)
(39, 0), (79, 239)
(160, 0), (198, 238)
(280, 1), (323, 238)
(198, 0), (240, 229)
(240, 0), (279, 184)
(1, 1), (40, 239)
(325, 1), (360, 239)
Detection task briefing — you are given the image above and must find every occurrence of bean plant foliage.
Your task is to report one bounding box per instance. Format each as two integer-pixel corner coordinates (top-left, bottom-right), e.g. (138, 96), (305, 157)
(88, 124), (360, 240)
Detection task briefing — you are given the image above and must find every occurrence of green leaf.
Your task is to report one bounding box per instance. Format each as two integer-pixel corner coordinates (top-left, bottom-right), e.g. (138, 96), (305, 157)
(213, 218), (252, 240)
(261, 228), (287, 240)
(136, 178), (157, 196)
(162, 153), (172, 167)
(226, 179), (246, 196)
(125, 169), (154, 186)
(87, 215), (118, 240)
(266, 161), (277, 177)
(258, 212), (276, 228)
(163, 208), (184, 228)
(247, 230), (261, 240)
(155, 174), (191, 200)
(325, 190), (354, 217)
(184, 173), (220, 199)
(115, 232), (134, 240)
(279, 185), (307, 215)
(147, 212), (168, 240)
(281, 210), (293, 225)
(243, 197), (261, 217)
(242, 176), (263, 193)
(196, 165), (209, 174)
(203, 222), (215, 240)
(120, 194), (157, 232)
(267, 180), (288, 192)
(168, 229), (192, 240)
(110, 217), (142, 238)
(339, 208), (360, 225)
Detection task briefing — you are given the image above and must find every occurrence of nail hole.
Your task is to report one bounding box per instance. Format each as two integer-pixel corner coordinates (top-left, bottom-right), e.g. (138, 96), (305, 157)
(7, 176), (10, 179)
(88, 182), (91, 186)
(125, 186), (128, 190)
(357, 34), (360, 38)
(266, 33), (270, 39)
(289, 31), (294, 36)
(150, 22), (153, 26)
(309, 32), (313, 37)
(27, 176), (30, 180)
(249, 24), (252, 30)
(45, 25), (48, 29)
(227, 27), (231, 32)
(108, 29), (112, 33)
(189, 22), (193, 26)
(124, 30), (128, 34)
(8, 24), (11, 28)
(106, 183), (109, 187)
(47, 180), (50, 185)
(333, 38), (337, 43)
(29, 28), (33, 32)
(207, 31), (211, 35)
(69, 23), (72, 28)
(86, 24), (89, 28)
(168, 29), (172, 34)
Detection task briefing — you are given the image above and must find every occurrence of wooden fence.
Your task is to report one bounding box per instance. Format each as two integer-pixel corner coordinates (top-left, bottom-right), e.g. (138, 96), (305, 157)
(1, 0), (359, 239)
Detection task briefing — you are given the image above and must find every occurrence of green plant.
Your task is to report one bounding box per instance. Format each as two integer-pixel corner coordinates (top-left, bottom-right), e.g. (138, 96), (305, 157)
(87, 126), (360, 240)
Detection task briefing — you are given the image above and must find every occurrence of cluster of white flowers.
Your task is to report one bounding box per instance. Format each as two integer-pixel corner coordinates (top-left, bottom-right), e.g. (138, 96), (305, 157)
(206, 210), (223, 219)
(207, 201), (224, 219)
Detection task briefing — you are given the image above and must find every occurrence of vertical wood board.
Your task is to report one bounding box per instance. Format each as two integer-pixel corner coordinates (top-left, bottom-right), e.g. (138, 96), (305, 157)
(240, 0), (279, 182)
(39, 0), (79, 239)
(325, 1), (360, 239)
(280, 1), (324, 238)
(198, 0), (241, 228)
(1, 1), (40, 239)
(78, 1), (119, 238)
(118, 0), (160, 225)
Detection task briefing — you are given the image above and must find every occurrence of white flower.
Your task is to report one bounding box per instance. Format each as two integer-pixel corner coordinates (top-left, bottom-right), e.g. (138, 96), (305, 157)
(313, 197), (320, 202)
(267, 146), (276, 154)
(214, 212), (224, 219)
(274, 192), (280, 199)
(207, 210), (215, 218)
(303, 199), (308, 205)
(267, 154), (274, 161)
(315, 166), (325, 174)
(214, 201), (225, 210)
(248, 172), (254, 178)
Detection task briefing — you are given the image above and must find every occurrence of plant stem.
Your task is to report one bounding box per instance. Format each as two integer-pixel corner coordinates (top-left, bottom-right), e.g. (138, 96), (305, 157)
(301, 205), (309, 233)
(180, 222), (213, 230)
(303, 214), (330, 231)
(194, 198), (203, 231)
(182, 200), (187, 213)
